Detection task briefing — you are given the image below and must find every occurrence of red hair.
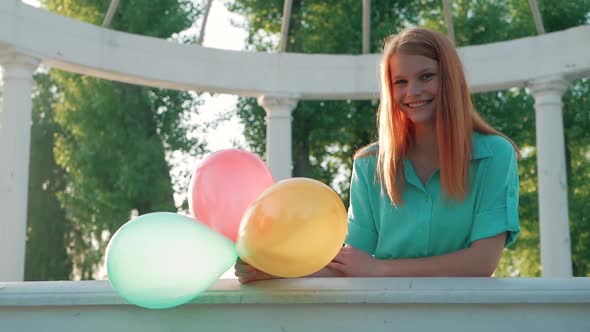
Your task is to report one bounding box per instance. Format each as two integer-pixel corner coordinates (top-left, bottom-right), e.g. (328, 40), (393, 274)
(356, 28), (520, 205)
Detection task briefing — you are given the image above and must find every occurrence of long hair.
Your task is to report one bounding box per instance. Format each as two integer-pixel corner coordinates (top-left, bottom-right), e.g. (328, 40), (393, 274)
(356, 28), (519, 206)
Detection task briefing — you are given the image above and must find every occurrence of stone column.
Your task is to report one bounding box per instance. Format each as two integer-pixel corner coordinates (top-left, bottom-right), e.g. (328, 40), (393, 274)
(0, 47), (40, 281)
(528, 75), (573, 277)
(257, 95), (298, 181)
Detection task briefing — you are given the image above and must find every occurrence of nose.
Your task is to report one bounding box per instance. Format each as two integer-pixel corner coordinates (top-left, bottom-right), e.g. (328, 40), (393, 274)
(406, 81), (423, 97)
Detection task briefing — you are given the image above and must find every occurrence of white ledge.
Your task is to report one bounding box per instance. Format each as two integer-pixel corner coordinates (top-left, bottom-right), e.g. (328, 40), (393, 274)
(2, 278), (590, 332)
(1, 2), (590, 99)
(1, 278), (590, 306)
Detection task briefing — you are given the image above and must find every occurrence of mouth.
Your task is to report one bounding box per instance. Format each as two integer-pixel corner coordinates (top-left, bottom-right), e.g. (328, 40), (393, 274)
(404, 99), (434, 109)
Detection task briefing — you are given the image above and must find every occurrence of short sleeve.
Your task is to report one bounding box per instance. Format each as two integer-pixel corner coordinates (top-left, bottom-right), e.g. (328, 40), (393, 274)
(470, 138), (521, 248)
(345, 158), (378, 254)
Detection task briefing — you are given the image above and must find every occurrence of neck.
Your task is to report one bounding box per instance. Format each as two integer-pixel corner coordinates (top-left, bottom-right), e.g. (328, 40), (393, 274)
(411, 122), (438, 155)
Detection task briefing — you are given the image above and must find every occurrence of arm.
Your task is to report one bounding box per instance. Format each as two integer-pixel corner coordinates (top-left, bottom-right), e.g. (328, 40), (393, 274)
(234, 258), (344, 283)
(329, 232), (506, 277)
(340, 137), (519, 278)
(236, 232), (504, 283)
(377, 232), (505, 277)
(307, 267), (345, 277)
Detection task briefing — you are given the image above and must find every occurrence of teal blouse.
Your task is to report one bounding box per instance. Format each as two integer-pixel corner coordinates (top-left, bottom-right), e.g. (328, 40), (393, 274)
(345, 133), (520, 259)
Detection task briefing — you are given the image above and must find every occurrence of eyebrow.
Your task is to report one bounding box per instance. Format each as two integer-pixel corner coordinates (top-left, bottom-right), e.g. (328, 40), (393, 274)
(391, 67), (437, 80)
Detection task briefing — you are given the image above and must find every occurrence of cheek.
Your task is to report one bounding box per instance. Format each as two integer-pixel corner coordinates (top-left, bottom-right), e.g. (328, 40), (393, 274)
(427, 80), (440, 96)
(392, 87), (405, 104)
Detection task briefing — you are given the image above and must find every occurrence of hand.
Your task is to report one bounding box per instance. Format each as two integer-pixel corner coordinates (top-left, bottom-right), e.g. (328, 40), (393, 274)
(327, 245), (383, 277)
(234, 258), (278, 284)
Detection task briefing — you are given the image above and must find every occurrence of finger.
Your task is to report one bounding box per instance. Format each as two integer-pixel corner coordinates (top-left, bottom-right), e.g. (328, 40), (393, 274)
(237, 270), (259, 283)
(252, 269), (272, 281)
(238, 272), (262, 284)
(235, 258), (248, 266)
(344, 245), (362, 254)
(331, 256), (344, 264)
(331, 250), (348, 264)
(235, 267), (255, 278)
(234, 262), (256, 273)
(234, 269), (249, 278)
(234, 265), (254, 273)
(327, 261), (346, 275)
(325, 265), (346, 277)
(340, 246), (354, 254)
(235, 258), (252, 268)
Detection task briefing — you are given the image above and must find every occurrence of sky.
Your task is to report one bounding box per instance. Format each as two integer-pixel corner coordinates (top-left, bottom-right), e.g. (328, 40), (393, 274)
(169, 1), (249, 208)
(18, 0), (248, 152)
(193, 2), (247, 278)
(17, 0), (249, 208)
(187, 0), (248, 154)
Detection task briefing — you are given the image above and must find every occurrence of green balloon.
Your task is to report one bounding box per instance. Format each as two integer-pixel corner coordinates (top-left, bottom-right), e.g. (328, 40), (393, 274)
(105, 212), (237, 309)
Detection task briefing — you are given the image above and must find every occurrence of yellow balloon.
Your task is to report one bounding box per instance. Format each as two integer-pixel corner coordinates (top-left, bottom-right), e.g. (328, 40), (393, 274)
(236, 178), (348, 278)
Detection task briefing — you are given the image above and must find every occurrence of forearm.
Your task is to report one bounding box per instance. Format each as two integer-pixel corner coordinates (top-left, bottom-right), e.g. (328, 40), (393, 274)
(377, 248), (492, 277)
(375, 233), (506, 277)
(259, 267), (344, 280)
(307, 267), (345, 278)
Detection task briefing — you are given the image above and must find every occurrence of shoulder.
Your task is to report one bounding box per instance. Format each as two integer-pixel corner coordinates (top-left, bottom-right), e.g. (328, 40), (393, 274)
(354, 144), (377, 166)
(354, 142), (379, 160)
(353, 143), (378, 169)
(473, 132), (517, 161)
(352, 144), (378, 182)
(472, 133), (519, 183)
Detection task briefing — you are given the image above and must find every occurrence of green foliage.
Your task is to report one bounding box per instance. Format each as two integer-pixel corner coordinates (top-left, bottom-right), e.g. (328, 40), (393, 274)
(445, 0), (590, 277)
(229, 0), (433, 204)
(564, 78), (590, 276)
(43, 0), (198, 38)
(51, 74), (204, 279)
(25, 0), (590, 279)
(230, 0), (590, 276)
(25, 73), (72, 281)
(27, 0), (205, 279)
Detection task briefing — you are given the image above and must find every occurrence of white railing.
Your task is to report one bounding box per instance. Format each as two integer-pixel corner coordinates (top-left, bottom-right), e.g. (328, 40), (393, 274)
(1, 278), (590, 331)
(1, 2), (588, 284)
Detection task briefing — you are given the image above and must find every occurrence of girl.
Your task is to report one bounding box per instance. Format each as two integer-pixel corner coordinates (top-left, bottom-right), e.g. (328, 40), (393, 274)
(235, 27), (520, 283)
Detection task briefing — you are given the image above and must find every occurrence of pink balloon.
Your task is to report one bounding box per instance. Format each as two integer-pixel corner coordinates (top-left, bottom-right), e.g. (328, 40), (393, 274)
(188, 149), (275, 242)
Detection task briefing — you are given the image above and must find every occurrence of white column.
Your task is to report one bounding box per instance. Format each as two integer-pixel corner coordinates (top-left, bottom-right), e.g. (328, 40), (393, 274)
(528, 76), (573, 277)
(257, 95), (298, 181)
(0, 47), (40, 281)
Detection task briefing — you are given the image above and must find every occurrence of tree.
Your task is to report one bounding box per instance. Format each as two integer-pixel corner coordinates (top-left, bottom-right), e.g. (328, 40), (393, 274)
(563, 78), (590, 276)
(26, 0), (206, 279)
(25, 72), (72, 281)
(434, 0), (590, 277)
(230, 0), (437, 201)
(229, 0), (590, 276)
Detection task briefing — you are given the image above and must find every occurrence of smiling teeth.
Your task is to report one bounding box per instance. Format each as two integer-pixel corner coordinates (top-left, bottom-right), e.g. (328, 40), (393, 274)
(408, 101), (428, 108)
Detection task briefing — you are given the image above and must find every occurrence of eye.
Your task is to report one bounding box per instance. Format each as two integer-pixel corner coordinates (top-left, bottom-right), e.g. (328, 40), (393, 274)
(420, 73), (435, 81)
(394, 79), (407, 85)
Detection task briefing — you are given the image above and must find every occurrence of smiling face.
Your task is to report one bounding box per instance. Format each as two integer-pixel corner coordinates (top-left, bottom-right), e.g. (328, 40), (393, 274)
(389, 53), (439, 126)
